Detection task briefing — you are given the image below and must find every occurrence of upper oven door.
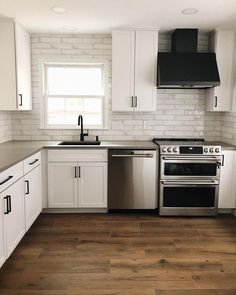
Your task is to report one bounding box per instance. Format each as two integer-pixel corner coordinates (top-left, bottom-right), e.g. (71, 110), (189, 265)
(161, 156), (221, 179)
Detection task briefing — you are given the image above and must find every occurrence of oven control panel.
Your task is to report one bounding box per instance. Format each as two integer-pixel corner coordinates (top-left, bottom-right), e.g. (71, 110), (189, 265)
(160, 145), (221, 155)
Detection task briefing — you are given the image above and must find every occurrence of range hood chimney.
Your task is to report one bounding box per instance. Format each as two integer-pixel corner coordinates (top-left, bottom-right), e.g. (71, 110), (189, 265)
(157, 29), (220, 89)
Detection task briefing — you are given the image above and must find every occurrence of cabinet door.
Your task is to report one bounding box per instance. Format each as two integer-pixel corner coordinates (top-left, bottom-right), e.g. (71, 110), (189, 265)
(78, 163), (107, 208)
(24, 165), (42, 231)
(134, 31), (157, 112)
(0, 195), (6, 267)
(48, 163), (78, 208)
(206, 31), (235, 112)
(3, 178), (25, 257)
(15, 22), (32, 110)
(112, 31), (135, 111)
(0, 21), (17, 110)
(219, 151), (236, 208)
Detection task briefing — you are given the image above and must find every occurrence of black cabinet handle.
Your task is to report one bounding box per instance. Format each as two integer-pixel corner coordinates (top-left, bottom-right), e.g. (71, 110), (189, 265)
(131, 96), (134, 107)
(134, 96), (138, 108)
(29, 159), (39, 165)
(222, 154), (225, 166)
(214, 96), (218, 108)
(19, 94), (23, 106)
(0, 175), (13, 185)
(25, 180), (30, 195)
(75, 167), (81, 178)
(4, 196), (9, 214)
(8, 195), (11, 213)
(74, 166), (77, 178)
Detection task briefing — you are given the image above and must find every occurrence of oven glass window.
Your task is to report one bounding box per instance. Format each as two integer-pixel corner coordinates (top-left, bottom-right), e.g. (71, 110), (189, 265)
(164, 163), (217, 176)
(163, 186), (216, 207)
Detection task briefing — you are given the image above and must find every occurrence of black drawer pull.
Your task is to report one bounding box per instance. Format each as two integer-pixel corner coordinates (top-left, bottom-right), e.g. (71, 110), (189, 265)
(29, 159), (39, 165)
(0, 175), (13, 185)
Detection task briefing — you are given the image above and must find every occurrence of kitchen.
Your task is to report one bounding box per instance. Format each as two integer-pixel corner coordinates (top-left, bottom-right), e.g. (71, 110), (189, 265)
(0, 0), (236, 294)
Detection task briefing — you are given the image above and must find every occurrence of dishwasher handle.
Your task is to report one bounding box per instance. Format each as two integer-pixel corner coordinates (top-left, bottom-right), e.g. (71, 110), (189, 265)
(112, 153), (154, 158)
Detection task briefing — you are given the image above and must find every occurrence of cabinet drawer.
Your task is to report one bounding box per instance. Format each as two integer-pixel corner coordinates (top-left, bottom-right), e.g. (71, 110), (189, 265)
(0, 162), (24, 193)
(48, 149), (107, 162)
(23, 152), (41, 175)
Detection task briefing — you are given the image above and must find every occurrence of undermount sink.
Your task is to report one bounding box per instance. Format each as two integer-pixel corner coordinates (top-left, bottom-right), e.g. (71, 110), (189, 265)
(58, 140), (101, 146)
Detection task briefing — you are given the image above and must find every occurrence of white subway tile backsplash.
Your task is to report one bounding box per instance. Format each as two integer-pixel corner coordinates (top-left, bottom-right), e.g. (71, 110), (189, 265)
(2, 32), (223, 142)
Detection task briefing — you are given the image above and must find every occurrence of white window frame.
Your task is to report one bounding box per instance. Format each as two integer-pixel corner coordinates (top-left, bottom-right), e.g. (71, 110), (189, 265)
(40, 60), (108, 129)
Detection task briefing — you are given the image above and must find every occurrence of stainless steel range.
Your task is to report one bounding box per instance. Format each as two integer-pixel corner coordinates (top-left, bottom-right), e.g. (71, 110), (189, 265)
(153, 138), (222, 216)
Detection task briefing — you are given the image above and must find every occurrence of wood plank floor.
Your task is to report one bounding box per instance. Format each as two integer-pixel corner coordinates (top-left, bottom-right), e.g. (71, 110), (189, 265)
(0, 213), (236, 295)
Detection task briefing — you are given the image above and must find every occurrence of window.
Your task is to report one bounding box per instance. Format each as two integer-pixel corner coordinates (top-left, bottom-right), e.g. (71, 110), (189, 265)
(42, 63), (106, 129)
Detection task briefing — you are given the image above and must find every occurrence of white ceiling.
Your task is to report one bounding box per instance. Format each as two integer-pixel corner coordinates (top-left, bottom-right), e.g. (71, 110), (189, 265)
(0, 0), (236, 34)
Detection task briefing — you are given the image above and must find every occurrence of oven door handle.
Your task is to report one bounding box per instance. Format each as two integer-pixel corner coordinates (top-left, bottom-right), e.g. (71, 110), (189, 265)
(162, 157), (220, 161)
(161, 180), (219, 185)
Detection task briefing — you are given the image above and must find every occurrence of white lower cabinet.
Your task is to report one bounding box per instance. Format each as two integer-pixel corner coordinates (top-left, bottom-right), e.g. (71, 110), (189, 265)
(1, 178), (25, 258)
(219, 150), (236, 209)
(47, 150), (108, 209)
(48, 162), (78, 208)
(0, 193), (5, 267)
(24, 165), (42, 231)
(78, 163), (107, 208)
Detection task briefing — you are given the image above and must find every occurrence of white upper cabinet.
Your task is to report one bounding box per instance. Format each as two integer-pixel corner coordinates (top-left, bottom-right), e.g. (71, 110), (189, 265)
(112, 31), (135, 111)
(112, 30), (158, 112)
(206, 30), (235, 112)
(15, 23), (32, 110)
(0, 20), (32, 110)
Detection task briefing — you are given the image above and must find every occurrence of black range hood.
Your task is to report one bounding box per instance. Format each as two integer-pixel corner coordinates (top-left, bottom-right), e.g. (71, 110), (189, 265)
(157, 29), (220, 89)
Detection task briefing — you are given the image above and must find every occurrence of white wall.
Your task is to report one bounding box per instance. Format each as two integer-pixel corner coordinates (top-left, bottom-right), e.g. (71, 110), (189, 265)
(10, 32), (222, 141)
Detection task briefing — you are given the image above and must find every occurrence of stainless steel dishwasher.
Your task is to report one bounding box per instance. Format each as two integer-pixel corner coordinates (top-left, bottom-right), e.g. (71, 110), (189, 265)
(108, 149), (157, 210)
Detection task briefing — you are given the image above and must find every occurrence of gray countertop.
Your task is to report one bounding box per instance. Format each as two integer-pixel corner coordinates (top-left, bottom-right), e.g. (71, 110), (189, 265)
(0, 140), (157, 172)
(210, 141), (236, 151)
(0, 139), (235, 173)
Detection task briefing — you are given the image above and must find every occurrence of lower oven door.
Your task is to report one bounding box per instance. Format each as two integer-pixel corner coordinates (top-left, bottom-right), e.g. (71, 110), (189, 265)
(159, 180), (219, 216)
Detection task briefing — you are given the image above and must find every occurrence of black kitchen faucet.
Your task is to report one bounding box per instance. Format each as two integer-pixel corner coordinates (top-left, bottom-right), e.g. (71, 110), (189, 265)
(78, 115), (88, 141)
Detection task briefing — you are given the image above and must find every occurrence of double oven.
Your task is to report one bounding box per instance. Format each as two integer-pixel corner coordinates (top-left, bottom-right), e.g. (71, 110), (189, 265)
(153, 139), (222, 216)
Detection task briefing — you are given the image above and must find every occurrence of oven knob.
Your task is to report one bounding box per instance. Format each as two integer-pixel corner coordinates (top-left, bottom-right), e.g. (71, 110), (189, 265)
(209, 148), (214, 153)
(167, 147), (172, 153)
(162, 147), (167, 153)
(204, 148), (208, 153)
(215, 148), (220, 153)
(173, 147), (178, 153)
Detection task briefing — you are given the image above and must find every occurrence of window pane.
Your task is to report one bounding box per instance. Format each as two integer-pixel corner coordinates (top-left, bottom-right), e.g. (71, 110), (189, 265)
(84, 98), (101, 113)
(47, 66), (103, 95)
(47, 97), (103, 126)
